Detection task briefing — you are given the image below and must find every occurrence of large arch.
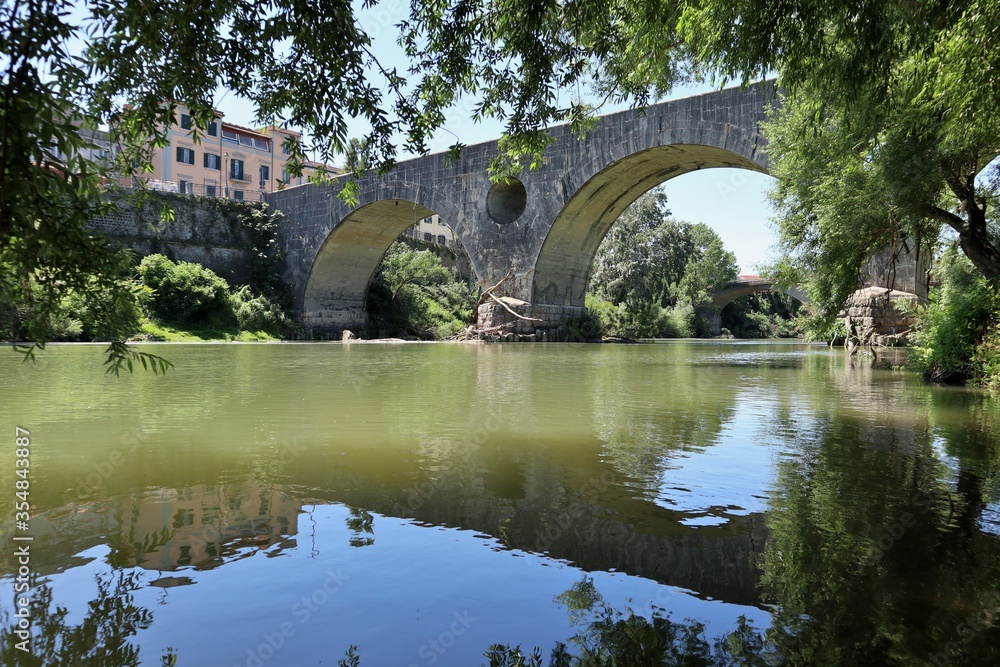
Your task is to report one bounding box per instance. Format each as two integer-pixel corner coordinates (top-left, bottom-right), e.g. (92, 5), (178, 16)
(531, 146), (769, 310)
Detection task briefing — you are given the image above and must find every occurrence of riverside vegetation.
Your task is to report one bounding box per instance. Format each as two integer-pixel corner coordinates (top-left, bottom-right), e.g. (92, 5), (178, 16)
(0, 189), (800, 346)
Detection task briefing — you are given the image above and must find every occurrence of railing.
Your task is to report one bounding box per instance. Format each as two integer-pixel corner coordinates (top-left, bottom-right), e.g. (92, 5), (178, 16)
(116, 177), (267, 202)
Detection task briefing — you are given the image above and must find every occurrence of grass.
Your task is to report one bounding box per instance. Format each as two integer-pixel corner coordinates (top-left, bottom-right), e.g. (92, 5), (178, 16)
(136, 318), (278, 342)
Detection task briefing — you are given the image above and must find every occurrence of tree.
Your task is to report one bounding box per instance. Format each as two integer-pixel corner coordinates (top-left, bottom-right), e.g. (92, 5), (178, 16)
(589, 189), (694, 309)
(672, 223), (739, 307)
(678, 0), (1000, 305)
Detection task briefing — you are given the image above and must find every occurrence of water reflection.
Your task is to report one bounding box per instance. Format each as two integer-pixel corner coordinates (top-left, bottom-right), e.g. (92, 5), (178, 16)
(0, 573), (177, 667)
(1, 342), (999, 664)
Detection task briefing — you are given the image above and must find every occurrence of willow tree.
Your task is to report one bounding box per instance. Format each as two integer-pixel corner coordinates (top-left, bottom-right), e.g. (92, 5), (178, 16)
(679, 0), (1000, 311)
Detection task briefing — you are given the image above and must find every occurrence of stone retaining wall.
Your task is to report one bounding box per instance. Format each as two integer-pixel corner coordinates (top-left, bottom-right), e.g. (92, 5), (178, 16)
(89, 194), (254, 284)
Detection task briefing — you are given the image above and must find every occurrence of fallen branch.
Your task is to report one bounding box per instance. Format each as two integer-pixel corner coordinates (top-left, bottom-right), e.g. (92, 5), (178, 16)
(486, 291), (543, 322)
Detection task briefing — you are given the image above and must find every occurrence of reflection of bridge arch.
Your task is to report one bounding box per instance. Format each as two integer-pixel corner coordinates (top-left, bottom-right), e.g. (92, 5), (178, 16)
(697, 276), (808, 335)
(268, 82), (776, 330)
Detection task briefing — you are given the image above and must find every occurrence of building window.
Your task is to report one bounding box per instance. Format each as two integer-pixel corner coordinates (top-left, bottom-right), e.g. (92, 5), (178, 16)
(254, 137), (270, 151)
(206, 184), (217, 198)
(222, 128), (239, 142)
(207, 121), (218, 137)
(180, 113), (192, 130)
(176, 147), (195, 165)
(259, 165), (270, 189)
(230, 158), (245, 181)
(233, 189), (244, 201)
(204, 153), (221, 170)
(423, 232), (433, 243)
(438, 235), (446, 245)
(178, 180), (192, 195)
(282, 141), (291, 155)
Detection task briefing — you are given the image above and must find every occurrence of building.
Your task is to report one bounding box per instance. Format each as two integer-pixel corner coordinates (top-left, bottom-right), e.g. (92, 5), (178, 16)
(401, 214), (460, 249)
(124, 105), (338, 201)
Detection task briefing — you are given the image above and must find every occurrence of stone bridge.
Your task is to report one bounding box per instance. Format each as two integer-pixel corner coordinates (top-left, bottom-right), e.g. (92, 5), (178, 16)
(698, 276), (809, 335)
(266, 82), (776, 331)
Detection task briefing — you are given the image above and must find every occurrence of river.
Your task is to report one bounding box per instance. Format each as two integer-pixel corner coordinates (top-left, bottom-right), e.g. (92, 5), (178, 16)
(1, 341), (998, 665)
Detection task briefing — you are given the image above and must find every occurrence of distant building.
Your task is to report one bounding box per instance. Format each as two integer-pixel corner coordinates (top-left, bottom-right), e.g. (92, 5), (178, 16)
(122, 105), (338, 201)
(401, 214), (459, 249)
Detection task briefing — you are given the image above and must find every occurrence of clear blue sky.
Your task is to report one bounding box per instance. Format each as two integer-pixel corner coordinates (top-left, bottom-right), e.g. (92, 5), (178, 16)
(209, 3), (779, 274)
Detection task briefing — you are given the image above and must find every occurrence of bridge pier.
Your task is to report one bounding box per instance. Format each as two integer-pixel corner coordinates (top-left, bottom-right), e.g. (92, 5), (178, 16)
(299, 293), (368, 331)
(696, 306), (724, 336)
(477, 301), (585, 333)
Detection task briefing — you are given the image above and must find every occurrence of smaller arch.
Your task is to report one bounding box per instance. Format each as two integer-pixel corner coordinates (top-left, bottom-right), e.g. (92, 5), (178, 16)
(301, 199), (442, 329)
(699, 278), (808, 335)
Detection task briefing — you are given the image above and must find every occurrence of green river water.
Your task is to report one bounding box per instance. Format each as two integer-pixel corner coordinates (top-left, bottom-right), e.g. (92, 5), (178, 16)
(1, 340), (998, 666)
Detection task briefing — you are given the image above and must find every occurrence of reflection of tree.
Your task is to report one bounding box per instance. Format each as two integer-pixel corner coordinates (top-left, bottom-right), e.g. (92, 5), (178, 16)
(0, 572), (176, 666)
(757, 410), (1000, 665)
(346, 507), (375, 547)
(590, 350), (739, 482)
(486, 588), (774, 666)
(553, 576), (604, 625)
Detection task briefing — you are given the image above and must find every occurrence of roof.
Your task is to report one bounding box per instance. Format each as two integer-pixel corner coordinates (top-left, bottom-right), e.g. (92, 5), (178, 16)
(220, 122), (272, 140)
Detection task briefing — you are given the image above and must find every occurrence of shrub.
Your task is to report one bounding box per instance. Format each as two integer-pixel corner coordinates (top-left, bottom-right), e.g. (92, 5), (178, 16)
(367, 241), (476, 339)
(230, 286), (289, 333)
(662, 302), (695, 337)
(910, 245), (999, 384)
(139, 254), (231, 323)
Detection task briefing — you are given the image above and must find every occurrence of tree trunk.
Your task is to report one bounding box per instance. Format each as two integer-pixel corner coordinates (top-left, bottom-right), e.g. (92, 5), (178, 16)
(933, 179), (1000, 285)
(958, 206), (1000, 285)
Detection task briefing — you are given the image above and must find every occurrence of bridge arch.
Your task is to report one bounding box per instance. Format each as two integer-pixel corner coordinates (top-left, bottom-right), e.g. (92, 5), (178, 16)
(698, 279), (809, 335)
(291, 180), (468, 329)
(531, 145), (769, 309)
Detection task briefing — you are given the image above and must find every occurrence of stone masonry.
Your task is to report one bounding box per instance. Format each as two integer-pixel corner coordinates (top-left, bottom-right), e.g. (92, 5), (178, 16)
(90, 195), (254, 284)
(265, 82), (776, 331)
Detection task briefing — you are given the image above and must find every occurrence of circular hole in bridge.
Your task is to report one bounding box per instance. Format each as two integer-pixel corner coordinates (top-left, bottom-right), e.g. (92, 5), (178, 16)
(486, 178), (527, 225)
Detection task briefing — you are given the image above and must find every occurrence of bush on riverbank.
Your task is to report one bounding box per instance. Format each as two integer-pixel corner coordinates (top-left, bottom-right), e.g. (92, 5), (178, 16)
(909, 246), (1000, 385)
(585, 294), (697, 338)
(366, 240), (476, 339)
(138, 254), (289, 339)
(721, 292), (801, 339)
(2, 254), (291, 344)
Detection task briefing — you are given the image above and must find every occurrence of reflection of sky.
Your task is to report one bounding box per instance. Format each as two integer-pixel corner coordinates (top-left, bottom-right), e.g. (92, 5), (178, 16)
(980, 503), (1000, 536)
(652, 390), (779, 525)
(3, 504), (770, 666)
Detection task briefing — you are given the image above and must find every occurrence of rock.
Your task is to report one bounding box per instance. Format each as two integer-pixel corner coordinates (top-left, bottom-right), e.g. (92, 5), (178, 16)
(342, 330), (358, 342)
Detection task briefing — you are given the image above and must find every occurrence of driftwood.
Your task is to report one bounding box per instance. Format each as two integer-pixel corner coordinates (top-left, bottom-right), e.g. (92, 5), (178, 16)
(470, 267), (541, 330)
(486, 291), (542, 322)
